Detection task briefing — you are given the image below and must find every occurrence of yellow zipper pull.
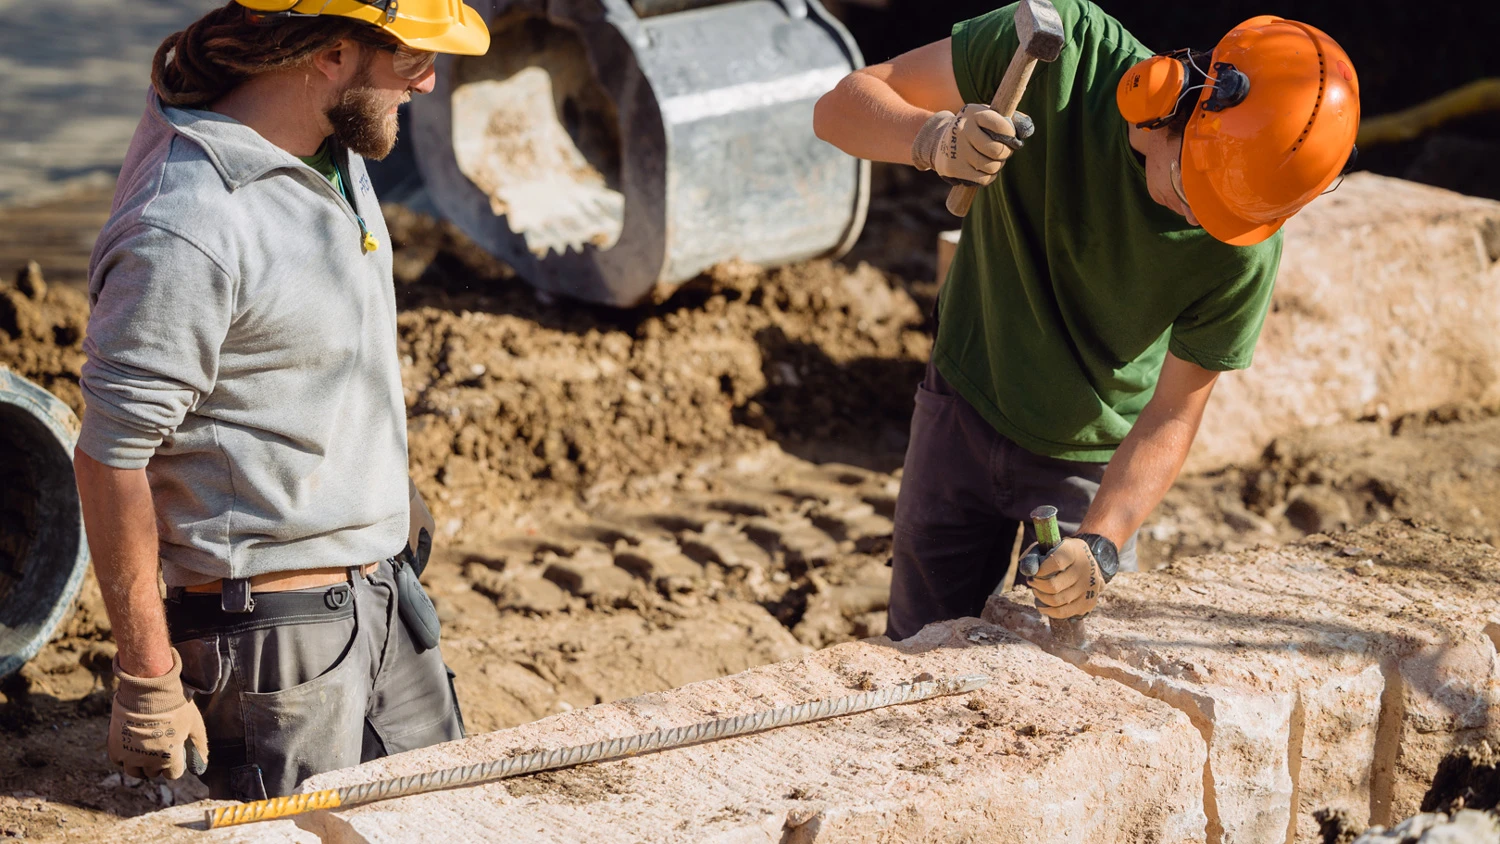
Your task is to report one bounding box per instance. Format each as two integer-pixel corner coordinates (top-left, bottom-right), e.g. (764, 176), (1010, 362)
(362, 230), (379, 253)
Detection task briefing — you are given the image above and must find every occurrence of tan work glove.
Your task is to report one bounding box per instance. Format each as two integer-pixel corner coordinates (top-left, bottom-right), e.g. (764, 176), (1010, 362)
(912, 105), (1035, 187)
(1019, 537), (1105, 619)
(110, 648), (208, 780)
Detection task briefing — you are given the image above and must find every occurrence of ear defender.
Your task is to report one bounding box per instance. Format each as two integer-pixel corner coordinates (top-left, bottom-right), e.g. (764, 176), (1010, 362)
(1117, 54), (1188, 129)
(1118, 49), (1256, 130)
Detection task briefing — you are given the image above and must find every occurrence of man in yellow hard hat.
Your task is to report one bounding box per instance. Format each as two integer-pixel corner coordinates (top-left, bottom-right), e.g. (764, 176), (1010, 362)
(814, 1), (1357, 640)
(74, 0), (488, 799)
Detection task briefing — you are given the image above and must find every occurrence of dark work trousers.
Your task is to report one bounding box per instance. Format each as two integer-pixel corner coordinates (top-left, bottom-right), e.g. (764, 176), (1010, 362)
(886, 360), (1139, 641)
(166, 558), (465, 800)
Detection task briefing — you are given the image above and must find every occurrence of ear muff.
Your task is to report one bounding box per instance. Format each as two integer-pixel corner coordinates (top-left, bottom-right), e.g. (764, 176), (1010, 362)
(1117, 55), (1188, 129)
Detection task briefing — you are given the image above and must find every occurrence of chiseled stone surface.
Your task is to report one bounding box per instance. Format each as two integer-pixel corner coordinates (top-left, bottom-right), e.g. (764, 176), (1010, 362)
(1189, 174), (1500, 472)
(305, 618), (1205, 843)
(112, 619), (1207, 843)
(987, 528), (1500, 844)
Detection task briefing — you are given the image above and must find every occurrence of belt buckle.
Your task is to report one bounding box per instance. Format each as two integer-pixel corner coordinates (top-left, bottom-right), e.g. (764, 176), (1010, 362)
(221, 578), (255, 614)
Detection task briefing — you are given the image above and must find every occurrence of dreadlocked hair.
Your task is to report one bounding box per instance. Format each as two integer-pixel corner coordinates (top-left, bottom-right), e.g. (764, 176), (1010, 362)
(151, 2), (369, 108)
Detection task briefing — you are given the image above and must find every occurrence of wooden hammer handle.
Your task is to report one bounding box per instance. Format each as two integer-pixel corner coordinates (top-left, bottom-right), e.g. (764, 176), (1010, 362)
(945, 49), (1041, 218)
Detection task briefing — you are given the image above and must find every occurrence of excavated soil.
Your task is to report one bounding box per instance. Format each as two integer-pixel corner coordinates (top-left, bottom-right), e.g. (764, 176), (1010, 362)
(1317, 742), (1500, 843)
(0, 262), (88, 418)
(2, 178), (1499, 839)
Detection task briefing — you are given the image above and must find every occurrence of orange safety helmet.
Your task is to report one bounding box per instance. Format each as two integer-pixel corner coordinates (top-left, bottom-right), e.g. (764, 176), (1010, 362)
(1116, 17), (1360, 246)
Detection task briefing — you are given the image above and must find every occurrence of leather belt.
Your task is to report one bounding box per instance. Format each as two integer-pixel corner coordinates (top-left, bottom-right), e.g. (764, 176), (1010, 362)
(183, 562), (380, 596)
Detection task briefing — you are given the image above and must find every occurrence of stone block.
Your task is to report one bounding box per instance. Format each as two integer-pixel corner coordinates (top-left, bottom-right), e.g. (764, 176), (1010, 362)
(987, 527), (1500, 843)
(1189, 175), (1500, 472)
(135, 619), (1202, 843)
(1385, 635), (1500, 823)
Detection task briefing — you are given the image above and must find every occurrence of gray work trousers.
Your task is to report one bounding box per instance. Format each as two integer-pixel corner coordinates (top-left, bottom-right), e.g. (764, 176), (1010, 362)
(166, 558), (465, 800)
(886, 360), (1139, 641)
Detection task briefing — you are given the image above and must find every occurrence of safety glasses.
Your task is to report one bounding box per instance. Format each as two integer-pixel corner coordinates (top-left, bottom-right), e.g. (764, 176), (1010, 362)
(353, 33), (438, 80)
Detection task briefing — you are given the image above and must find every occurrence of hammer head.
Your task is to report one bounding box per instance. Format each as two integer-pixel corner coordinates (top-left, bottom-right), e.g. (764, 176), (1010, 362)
(1016, 0), (1066, 62)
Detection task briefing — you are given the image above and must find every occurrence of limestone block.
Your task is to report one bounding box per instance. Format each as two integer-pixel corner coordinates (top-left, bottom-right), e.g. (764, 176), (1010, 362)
(1189, 175), (1500, 472)
(97, 807), (314, 843)
(1386, 636), (1500, 822)
(237, 619), (1204, 843)
(987, 530), (1500, 843)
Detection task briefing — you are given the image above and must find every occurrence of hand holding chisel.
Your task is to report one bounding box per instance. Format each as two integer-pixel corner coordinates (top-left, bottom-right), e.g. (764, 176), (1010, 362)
(1017, 506), (1121, 648)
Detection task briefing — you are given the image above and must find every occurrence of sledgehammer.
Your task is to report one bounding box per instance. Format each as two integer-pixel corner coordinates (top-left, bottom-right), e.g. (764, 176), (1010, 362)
(946, 0), (1066, 217)
(1021, 505), (1091, 648)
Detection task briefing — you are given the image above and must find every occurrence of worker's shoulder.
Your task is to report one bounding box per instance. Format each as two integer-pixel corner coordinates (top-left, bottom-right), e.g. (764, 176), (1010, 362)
(135, 140), (243, 256)
(1186, 227), (1285, 286)
(89, 140), (212, 262)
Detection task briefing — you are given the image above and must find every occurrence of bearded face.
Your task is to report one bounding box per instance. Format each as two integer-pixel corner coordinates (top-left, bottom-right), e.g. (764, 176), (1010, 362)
(325, 67), (405, 160)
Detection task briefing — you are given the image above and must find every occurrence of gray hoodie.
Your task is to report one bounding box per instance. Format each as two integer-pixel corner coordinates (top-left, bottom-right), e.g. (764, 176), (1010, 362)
(81, 92), (407, 587)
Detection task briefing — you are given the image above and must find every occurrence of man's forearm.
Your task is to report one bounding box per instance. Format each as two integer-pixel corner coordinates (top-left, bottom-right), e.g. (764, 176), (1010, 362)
(74, 449), (174, 678)
(814, 38), (964, 165)
(813, 70), (933, 165)
(1079, 413), (1199, 548)
(1079, 356), (1220, 549)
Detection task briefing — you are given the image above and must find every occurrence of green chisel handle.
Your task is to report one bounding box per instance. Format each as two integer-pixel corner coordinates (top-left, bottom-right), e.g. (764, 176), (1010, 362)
(1030, 505), (1090, 648)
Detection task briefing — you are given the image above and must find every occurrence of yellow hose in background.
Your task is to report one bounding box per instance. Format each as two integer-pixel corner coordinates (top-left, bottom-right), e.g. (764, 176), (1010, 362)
(1357, 78), (1500, 148)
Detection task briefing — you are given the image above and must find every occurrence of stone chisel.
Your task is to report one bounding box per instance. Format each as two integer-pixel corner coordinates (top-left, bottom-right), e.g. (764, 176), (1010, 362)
(1024, 505), (1090, 648)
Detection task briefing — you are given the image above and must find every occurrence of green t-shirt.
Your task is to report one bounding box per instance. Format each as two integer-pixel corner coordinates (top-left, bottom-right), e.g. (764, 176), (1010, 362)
(937, 0), (1283, 463)
(299, 140), (347, 200)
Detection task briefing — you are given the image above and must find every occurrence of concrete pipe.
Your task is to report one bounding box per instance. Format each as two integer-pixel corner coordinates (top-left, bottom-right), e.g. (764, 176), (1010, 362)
(412, 0), (870, 307)
(0, 369), (87, 680)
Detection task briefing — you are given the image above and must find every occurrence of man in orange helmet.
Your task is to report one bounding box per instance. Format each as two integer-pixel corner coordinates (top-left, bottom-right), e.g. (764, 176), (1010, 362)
(76, 0), (487, 799)
(813, 1), (1358, 640)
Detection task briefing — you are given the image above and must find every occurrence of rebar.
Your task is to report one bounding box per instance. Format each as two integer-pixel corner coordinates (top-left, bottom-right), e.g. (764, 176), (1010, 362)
(206, 673), (990, 829)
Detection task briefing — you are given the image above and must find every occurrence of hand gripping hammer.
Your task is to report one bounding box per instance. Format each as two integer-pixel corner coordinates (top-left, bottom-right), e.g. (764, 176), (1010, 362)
(946, 0), (1066, 217)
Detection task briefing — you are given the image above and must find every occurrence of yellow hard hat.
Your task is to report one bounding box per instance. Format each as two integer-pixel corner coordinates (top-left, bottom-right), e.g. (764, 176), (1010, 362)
(235, 0), (490, 56)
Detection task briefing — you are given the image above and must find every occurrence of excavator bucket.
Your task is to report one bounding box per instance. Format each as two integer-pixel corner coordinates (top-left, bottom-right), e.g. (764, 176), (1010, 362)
(0, 368), (88, 680)
(412, 0), (869, 307)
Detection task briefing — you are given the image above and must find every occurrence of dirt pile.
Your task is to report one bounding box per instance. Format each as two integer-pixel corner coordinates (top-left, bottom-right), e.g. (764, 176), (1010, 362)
(1137, 406), (1500, 565)
(1318, 743), (1500, 843)
(387, 203), (930, 526)
(0, 261), (88, 417)
(1425, 743), (1500, 815)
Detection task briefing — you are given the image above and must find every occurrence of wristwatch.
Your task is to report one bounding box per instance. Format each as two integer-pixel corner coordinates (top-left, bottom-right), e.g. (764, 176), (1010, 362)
(1073, 533), (1120, 583)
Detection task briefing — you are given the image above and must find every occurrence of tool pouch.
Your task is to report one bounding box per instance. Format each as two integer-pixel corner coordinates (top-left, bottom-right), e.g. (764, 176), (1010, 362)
(393, 554), (441, 653)
(394, 476), (441, 652)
